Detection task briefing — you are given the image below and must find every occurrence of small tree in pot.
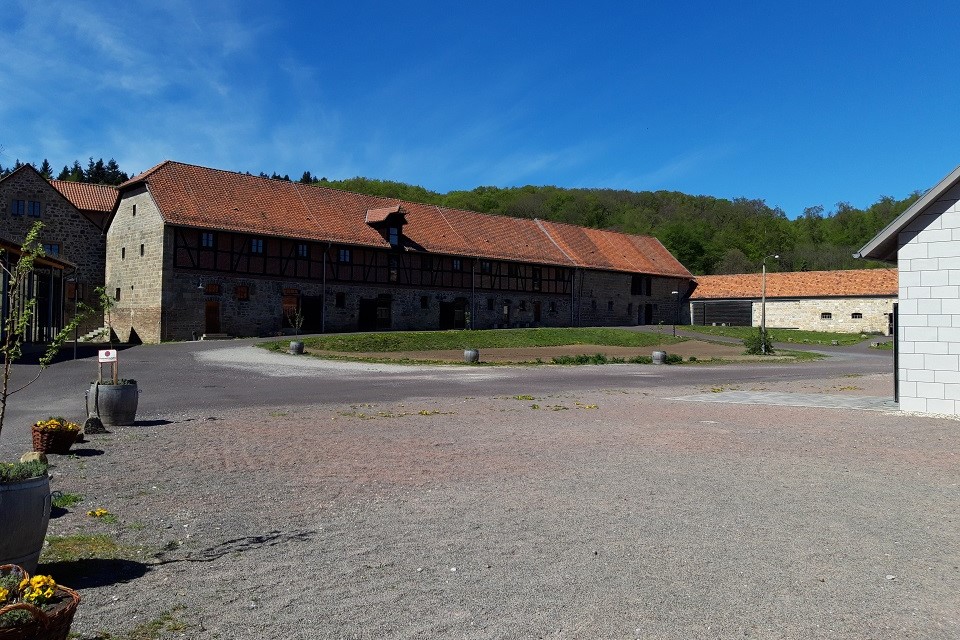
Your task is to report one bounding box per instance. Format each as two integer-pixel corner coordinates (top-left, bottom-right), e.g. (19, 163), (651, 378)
(85, 287), (138, 427)
(287, 306), (305, 354)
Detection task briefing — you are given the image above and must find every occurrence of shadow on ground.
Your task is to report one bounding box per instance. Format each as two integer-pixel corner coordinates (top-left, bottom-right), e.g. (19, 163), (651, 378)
(38, 558), (150, 589)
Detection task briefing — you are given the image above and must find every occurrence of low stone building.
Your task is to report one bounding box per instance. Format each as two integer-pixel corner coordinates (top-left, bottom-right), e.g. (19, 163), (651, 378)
(689, 269), (897, 334)
(105, 161), (694, 343)
(0, 165), (117, 337)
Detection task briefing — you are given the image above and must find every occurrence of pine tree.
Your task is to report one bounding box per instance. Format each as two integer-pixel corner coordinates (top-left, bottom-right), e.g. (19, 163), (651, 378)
(38, 159), (53, 179)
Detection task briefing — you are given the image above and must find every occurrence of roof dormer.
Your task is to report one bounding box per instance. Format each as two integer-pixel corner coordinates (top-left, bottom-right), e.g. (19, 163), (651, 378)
(365, 204), (408, 248)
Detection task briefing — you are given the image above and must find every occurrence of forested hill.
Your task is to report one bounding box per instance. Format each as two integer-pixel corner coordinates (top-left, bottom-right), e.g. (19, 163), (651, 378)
(311, 176), (918, 275)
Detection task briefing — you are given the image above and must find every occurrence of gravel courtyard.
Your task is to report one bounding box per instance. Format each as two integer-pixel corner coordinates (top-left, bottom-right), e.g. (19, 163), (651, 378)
(32, 353), (960, 639)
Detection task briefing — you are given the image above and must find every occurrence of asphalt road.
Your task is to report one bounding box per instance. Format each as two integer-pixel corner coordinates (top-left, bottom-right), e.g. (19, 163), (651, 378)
(0, 337), (893, 450)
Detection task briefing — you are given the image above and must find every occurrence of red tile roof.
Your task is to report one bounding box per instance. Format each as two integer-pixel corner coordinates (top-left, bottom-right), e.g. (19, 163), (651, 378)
(691, 269), (898, 299)
(120, 161), (692, 278)
(365, 205), (403, 224)
(49, 179), (118, 213)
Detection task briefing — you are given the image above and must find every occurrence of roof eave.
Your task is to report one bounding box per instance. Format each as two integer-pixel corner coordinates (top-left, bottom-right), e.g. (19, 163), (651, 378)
(855, 164), (960, 262)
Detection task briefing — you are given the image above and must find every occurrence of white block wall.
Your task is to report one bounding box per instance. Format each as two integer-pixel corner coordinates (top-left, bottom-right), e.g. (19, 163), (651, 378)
(897, 183), (960, 414)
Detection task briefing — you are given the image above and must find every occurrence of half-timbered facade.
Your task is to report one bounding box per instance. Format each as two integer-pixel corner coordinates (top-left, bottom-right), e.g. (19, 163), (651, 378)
(106, 161), (693, 342)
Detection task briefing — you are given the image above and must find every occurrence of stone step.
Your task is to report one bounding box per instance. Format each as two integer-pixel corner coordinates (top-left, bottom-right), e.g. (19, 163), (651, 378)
(200, 333), (233, 340)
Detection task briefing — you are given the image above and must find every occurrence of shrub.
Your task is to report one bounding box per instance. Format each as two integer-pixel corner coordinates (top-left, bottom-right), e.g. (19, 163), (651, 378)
(665, 353), (683, 364)
(744, 328), (775, 355)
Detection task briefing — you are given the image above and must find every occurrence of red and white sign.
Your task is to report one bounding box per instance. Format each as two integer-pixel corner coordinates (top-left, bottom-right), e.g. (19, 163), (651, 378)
(98, 350), (118, 363)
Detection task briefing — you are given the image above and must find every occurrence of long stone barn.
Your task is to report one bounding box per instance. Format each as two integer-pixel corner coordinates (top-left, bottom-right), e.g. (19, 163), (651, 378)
(689, 269), (898, 334)
(105, 161), (694, 343)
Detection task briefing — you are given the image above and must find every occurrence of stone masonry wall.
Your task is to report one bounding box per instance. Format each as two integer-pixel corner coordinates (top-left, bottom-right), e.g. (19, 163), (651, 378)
(754, 297), (894, 334)
(105, 187), (166, 343)
(155, 267), (693, 341)
(0, 168), (106, 334)
(895, 181), (960, 415)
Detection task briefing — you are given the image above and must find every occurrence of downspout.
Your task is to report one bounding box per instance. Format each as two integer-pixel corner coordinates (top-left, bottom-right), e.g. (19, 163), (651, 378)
(322, 242), (330, 333)
(471, 259), (476, 329)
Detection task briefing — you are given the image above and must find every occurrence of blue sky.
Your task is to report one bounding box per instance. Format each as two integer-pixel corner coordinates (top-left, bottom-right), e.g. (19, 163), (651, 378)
(2, 1), (958, 217)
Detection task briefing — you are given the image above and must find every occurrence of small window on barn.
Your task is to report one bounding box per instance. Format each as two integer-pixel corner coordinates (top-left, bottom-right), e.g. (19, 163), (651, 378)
(508, 264), (520, 278)
(851, 312), (863, 319)
(42, 243), (60, 257)
(140, 244), (144, 256)
(234, 285), (249, 301)
(549, 301), (556, 313)
(821, 312), (832, 320)
(388, 257), (399, 282)
(121, 247), (126, 260)
(27, 201), (41, 217)
(452, 258), (463, 272)
(532, 268), (542, 291)
(200, 232), (215, 248)
(205, 284), (221, 295)
(481, 260), (492, 274)
(388, 226), (400, 247)
(250, 238), (265, 254)
(132, 204), (137, 217)
(339, 248), (351, 263)
(420, 296), (429, 309)
(335, 292), (346, 308)
(421, 256), (433, 271)
(114, 288), (121, 301)
(297, 243), (309, 258)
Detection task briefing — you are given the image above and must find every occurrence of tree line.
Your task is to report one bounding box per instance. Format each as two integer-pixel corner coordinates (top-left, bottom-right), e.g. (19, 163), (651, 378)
(2, 155), (915, 274)
(0, 157), (129, 185)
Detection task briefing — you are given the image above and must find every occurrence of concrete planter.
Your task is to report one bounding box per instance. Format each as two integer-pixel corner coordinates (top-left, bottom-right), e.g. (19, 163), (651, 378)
(87, 382), (139, 426)
(464, 349), (480, 364)
(289, 340), (304, 355)
(652, 350), (667, 365)
(0, 474), (51, 574)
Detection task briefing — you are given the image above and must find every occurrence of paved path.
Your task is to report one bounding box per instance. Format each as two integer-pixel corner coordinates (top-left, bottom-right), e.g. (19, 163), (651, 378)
(670, 390), (898, 412)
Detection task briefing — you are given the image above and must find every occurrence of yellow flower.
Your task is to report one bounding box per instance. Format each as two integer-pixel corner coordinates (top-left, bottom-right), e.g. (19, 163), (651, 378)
(0, 586), (9, 602)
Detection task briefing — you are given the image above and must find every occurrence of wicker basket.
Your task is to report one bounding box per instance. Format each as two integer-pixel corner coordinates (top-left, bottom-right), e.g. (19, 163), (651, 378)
(30, 427), (77, 455)
(0, 565), (80, 640)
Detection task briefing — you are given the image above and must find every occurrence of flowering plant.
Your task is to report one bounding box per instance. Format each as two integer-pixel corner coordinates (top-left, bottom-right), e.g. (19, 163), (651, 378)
(31, 417), (80, 433)
(0, 566), (76, 630)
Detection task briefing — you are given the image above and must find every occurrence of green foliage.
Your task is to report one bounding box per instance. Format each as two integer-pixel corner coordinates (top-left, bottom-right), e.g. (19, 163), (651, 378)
(51, 492), (83, 509)
(685, 325), (865, 346)
(743, 328), (775, 355)
(261, 328), (684, 353)
(0, 460), (48, 483)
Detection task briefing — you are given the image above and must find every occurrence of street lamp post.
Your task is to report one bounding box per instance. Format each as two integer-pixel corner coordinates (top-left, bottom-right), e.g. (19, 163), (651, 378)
(761, 254), (779, 355)
(671, 290), (679, 337)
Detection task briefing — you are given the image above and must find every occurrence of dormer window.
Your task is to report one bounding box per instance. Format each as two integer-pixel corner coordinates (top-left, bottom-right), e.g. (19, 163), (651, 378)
(366, 204), (408, 248)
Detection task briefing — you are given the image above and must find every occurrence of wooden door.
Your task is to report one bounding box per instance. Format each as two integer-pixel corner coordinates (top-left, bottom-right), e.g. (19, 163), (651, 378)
(205, 301), (220, 334)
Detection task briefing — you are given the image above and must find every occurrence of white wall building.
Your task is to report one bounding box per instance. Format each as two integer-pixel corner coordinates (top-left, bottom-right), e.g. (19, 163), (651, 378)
(857, 164), (960, 415)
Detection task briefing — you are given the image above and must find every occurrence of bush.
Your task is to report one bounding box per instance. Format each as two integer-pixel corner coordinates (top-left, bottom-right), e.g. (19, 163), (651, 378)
(665, 353), (683, 364)
(744, 328), (775, 355)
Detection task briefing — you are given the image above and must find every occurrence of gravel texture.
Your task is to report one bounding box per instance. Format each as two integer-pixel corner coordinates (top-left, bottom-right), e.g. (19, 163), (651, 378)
(31, 357), (960, 639)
